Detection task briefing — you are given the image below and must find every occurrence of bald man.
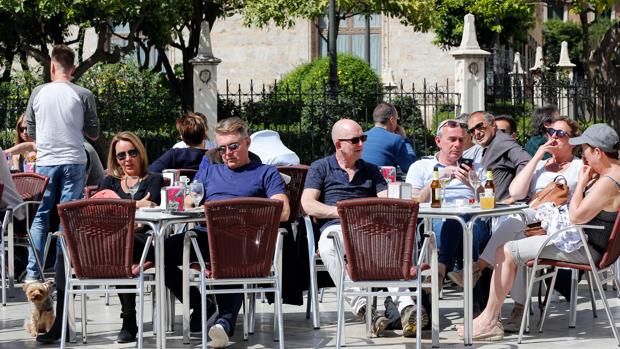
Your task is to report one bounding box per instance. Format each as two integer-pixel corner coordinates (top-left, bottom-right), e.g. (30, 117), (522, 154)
(302, 119), (393, 333)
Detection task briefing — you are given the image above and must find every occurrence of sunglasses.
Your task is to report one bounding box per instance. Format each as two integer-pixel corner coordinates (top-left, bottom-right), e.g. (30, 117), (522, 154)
(439, 120), (467, 131)
(468, 121), (486, 134)
(116, 148), (139, 161)
(338, 135), (368, 144)
(217, 142), (242, 153)
(546, 128), (568, 138)
(18, 127), (27, 133)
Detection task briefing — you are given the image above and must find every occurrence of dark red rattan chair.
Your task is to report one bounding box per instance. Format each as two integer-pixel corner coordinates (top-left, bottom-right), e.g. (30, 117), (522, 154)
(5, 173), (49, 284)
(518, 213), (620, 345)
(56, 199), (153, 348)
(187, 197), (285, 348)
(331, 198), (436, 348)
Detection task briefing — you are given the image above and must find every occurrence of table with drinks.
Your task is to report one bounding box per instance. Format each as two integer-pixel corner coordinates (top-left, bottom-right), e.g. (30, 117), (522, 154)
(135, 169), (206, 349)
(382, 166), (528, 346)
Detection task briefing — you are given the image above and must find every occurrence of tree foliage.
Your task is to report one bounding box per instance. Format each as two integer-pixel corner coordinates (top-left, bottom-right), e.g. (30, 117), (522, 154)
(431, 0), (534, 50)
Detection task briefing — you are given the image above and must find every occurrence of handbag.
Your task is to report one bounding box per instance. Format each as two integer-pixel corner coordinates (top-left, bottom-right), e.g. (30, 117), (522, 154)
(528, 175), (569, 209)
(525, 175), (570, 237)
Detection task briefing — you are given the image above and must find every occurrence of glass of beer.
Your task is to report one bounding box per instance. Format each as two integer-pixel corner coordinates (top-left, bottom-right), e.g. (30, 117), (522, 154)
(480, 192), (495, 209)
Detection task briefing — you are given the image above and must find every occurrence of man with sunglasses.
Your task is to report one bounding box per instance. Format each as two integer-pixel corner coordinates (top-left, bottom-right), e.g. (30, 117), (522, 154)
(362, 102), (416, 173)
(467, 111), (531, 203)
(302, 119), (398, 336)
(23, 44), (99, 285)
(163, 117), (290, 347)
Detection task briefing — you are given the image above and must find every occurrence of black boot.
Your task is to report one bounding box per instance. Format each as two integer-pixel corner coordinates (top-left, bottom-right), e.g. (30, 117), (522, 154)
(117, 312), (138, 343)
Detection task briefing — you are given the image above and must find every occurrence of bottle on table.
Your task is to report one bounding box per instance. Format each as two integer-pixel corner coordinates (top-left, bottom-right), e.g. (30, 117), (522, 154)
(481, 168), (495, 209)
(430, 166), (441, 208)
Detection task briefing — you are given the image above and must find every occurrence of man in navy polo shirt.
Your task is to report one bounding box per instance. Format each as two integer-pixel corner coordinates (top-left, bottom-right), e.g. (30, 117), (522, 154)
(164, 117), (289, 348)
(301, 119), (396, 334)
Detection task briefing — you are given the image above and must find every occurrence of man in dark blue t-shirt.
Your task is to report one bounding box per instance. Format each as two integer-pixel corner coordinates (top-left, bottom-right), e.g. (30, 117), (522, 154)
(164, 117), (289, 348)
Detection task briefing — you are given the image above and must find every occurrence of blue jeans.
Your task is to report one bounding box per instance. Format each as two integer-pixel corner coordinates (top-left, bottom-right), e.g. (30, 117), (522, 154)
(26, 164), (86, 279)
(432, 215), (490, 270)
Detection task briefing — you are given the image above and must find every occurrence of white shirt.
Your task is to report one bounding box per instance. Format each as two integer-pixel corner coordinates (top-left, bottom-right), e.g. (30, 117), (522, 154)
(405, 154), (475, 203)
(530, 158), (583, 198)
(172, 140), (216, 150)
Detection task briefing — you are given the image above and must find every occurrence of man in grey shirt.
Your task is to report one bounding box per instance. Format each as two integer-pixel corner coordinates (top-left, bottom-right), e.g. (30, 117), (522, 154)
(24, 44), (99, 284)
(467, 111), (531, 202)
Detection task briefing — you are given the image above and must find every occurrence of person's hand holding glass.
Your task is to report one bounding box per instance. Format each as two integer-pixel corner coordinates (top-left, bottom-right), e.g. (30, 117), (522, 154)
(189, 181), (204, 209)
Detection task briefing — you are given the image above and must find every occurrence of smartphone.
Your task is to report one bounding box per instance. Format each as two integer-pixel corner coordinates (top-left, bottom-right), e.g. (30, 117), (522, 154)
(460, 158), (474, 170)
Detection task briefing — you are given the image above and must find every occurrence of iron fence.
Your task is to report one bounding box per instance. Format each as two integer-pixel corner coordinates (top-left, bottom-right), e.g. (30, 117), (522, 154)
(218, 79), (461, 164)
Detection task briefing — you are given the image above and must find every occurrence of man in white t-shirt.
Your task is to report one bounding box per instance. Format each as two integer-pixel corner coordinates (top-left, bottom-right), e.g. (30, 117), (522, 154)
(24, 45), (99, 281)
(406, 119), (490, 290)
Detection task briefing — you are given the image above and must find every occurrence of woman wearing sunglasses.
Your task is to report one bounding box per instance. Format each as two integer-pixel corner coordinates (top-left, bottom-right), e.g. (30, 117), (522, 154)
(458, 123), (620, 341)
(3, 114), (36, 171)
(99, 131), (163, 342)
(449, 116), (582, 332)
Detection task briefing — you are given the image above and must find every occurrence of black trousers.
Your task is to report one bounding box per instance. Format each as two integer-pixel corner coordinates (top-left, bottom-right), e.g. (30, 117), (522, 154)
(164, 230), (241, 333)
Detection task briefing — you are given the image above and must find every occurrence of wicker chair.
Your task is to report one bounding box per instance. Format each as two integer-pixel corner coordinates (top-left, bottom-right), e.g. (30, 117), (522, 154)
(56, 199), (153, 349)
(187, 197), (286, 349)
(518, 214), (620, 345)
(330, 198), (437, 349)
(2, 173), (49, 285)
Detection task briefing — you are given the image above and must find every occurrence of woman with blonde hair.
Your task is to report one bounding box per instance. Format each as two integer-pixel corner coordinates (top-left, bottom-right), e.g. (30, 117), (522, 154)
(100, 131), (163, 342)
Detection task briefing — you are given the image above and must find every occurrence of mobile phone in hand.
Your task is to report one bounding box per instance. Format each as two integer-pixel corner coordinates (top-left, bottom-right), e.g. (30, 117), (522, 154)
(460, 158), (474, 170)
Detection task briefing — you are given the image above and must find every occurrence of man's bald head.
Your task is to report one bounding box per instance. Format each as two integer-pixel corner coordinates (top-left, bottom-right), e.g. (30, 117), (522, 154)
(331, 119), (362, 144)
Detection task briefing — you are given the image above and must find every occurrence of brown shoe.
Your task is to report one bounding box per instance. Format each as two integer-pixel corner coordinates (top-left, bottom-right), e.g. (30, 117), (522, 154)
(447, 260), (483, 288)
(503, 303), (525, 333)
(401, 304), (429, 338)
(371, 312), (390, 337)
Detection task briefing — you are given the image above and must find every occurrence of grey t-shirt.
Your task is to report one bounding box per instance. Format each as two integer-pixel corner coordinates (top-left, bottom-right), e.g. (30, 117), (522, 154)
(26, 81), (99, 166)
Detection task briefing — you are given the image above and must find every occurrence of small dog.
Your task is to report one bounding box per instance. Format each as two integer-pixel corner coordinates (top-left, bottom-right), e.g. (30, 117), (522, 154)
(22, 280), (55, 337)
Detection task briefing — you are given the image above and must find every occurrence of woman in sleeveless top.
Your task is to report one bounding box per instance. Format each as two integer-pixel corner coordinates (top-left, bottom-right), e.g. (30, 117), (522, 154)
(457, 123), (620, 341)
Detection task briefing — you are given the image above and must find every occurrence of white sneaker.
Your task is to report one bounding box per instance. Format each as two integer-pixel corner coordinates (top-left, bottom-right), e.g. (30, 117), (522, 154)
(208, 324), (229, 348)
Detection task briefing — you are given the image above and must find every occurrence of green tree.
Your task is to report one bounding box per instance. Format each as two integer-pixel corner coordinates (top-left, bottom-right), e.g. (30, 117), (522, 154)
(431, 0), (534, 50)
(542, 19), (583, 70)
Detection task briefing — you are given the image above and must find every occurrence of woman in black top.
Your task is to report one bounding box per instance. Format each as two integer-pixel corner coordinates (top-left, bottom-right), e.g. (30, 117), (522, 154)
(100, 131), (163, 343)
(458, 124), (620, 341)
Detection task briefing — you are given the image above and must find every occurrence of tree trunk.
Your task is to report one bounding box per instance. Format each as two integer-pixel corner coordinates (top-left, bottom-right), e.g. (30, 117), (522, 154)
(579, 11), (591, 80)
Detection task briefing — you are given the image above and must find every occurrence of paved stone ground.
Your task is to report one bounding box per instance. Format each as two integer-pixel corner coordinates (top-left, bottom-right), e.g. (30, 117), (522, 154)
(1, 280), (619, 348)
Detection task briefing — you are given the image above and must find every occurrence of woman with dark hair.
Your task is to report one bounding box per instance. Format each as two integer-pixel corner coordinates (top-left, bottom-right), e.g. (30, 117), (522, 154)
(524, 105), (558, 158)
(457, 123), (620, 341)
(149, 112), (209, 173)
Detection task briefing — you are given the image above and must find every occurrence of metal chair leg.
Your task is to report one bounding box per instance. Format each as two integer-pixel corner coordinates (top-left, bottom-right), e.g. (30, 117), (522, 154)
(248, 292), (256, 335)
(243, 287), (249, 341)
(586, 271), (598, 318)
(539, 268), (558, 333)
(81, 287), (87, 343)
(569, 269), (579, 328)
(591, 268), (620, 346)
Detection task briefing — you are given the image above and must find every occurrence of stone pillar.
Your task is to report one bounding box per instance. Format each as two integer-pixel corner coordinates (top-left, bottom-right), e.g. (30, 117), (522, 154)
(189, 21), (221, 141)
(509, 52), (526, 105)
(529, 46), (545, 108)
(451, 14), (490, 115)
(556, 41), (575, 118)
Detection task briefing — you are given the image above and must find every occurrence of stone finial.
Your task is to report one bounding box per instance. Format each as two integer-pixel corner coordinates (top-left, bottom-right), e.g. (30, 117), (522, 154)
(198, 21), (213, 57)
(557, 41), (576, 68)
(530, 46), (544, 71)
(510, 52), (524, 75)
(459, 14), (482, 50)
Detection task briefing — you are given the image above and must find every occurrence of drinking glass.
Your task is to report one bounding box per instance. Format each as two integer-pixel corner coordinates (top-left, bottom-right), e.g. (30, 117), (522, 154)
(125, 176), (140, 200)
(468, 170), (482, 204)
(438, 171), (452, 206)
(189, 181), (204, 208)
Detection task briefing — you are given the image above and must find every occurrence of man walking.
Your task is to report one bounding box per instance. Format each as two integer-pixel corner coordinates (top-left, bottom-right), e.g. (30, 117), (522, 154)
(25, 44), (99, 282)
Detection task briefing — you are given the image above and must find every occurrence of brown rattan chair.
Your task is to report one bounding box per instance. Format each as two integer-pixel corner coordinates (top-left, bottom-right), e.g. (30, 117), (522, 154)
(331, 198), (437, 349)
(187, 197), (285, 348)
(3, 173), (49, 285)
(518, 214), (620, 345)
(56, 199), (153, 349)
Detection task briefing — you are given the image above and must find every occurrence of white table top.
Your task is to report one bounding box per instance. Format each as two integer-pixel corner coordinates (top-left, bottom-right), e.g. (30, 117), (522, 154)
(134, 207), (204, 221)
(417, 202), (529, 218)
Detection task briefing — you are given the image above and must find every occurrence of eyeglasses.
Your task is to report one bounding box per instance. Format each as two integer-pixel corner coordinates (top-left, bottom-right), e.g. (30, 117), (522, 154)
(217, 142), (242, 153)
(468, 121), (486, 134)
(116, 148), (139, 161)
(338, 135), (368, 144)
(18, 127), (27, 133)
(438, 120), (467, 132)
(546, 128), (568, 138)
